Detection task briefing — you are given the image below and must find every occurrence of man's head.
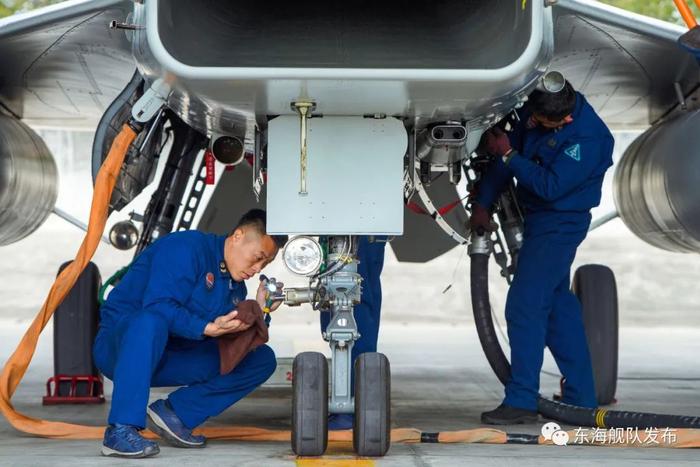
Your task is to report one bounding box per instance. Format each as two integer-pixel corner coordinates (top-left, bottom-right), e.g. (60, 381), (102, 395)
(529, 80), (576, 129)
(224, 209), (288, 282)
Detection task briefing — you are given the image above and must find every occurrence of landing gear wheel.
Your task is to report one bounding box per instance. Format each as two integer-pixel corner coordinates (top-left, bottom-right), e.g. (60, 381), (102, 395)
(573, 264), (618, 406)
(291, 352), (328, 456)
(353, 352), (391, 457)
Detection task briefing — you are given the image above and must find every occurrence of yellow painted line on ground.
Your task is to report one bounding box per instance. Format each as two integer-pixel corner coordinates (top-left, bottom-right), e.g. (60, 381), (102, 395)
(296, 459), (375, 467)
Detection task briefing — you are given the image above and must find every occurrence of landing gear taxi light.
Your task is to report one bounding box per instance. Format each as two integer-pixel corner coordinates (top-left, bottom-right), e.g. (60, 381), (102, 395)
(283, 236), (323, 276)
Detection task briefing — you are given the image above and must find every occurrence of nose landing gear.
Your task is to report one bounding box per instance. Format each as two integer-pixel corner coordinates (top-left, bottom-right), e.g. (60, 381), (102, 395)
(287, 236), (391, 457)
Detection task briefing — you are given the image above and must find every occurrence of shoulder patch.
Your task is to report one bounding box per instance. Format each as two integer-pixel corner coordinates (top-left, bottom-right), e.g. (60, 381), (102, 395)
(564, 144), (581, 161)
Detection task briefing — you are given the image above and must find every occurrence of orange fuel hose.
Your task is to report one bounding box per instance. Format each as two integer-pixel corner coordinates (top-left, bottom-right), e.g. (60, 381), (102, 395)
(0, 123), (137, 438)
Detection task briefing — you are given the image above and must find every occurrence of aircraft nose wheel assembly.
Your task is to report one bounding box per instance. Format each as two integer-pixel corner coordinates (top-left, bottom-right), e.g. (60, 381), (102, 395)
(277, 235), (391, 457)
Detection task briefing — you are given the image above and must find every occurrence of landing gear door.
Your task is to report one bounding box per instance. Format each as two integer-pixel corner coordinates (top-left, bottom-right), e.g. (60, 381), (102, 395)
(266, 116), (406, 235)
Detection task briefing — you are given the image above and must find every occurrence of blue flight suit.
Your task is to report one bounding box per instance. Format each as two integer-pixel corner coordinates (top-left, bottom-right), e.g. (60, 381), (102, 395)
(320, 236), (386, 392)
(93, 231), (276, 429)
(476, 92), (614, 410)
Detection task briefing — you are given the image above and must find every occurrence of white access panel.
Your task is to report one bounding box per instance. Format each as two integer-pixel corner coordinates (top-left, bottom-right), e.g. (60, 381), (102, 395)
(267, 116), (407, 235)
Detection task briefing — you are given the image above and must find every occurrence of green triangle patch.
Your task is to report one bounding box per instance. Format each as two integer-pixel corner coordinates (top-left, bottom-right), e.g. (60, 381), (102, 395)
(564, 144), (581, 161)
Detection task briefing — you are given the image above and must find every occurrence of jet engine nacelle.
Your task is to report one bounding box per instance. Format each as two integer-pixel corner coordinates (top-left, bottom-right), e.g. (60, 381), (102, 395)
(614, 110), (700, 253)
(0, 115), (58, 246)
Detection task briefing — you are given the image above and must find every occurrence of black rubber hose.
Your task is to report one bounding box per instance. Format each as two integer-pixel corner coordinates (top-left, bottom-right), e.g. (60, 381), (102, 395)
(470, 253), (510, 386)
(469, 250), (700, 429)
(537, 399), (700, 429)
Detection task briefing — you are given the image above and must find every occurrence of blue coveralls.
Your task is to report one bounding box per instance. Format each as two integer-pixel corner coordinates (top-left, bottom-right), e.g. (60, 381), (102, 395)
(476, 93), (614, 410)
(93, 231), (276, 429)
(320, 236), (386, 392)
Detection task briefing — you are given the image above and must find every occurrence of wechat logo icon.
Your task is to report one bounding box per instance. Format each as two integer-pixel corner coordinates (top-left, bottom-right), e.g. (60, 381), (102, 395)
(541, 422), (569, 446)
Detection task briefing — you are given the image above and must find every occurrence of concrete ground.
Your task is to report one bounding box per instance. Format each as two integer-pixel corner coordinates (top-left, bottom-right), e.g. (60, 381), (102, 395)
(1, 321), (699, 467)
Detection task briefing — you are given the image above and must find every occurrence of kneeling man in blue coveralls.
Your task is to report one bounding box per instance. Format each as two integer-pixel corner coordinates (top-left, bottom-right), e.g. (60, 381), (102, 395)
(94, 209), (288, 457)
(472, 81), (614, 424)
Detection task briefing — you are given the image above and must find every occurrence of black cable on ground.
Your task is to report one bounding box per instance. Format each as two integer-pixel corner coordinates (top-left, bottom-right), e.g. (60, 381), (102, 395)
(469, 247), (700, 429)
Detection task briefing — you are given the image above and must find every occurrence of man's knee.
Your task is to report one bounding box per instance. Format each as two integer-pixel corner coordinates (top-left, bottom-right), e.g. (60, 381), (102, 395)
(256, 345), (277, 379)
(505, 281), (541, 319)
(507, 273), (559, 320)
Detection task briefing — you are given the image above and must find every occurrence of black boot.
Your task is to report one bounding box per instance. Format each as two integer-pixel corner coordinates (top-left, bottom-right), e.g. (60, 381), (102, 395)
(481, 404), (538, 425)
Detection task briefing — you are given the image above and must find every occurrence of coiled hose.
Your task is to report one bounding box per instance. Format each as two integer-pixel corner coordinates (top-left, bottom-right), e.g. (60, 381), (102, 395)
(469, 244), (700, 429)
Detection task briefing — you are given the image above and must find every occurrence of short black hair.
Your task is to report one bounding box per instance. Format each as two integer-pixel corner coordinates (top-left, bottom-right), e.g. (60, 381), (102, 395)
(529, 80), (576, 121)
(233, 209), (288, 249)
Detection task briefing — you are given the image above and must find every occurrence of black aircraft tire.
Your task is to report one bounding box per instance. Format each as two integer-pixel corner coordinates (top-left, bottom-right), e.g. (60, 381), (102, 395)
(573, 264), (618, 406)
(291, 352), (328, 456)
(353, 352), (391, 457)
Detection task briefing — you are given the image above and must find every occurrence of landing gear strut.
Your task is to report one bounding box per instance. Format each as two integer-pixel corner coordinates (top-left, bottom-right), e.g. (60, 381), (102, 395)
(288, 236), (391, 457)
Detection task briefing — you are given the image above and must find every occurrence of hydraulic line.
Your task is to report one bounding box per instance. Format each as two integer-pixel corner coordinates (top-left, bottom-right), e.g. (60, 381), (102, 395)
(469, 239), (700, 430)
(98, 265), (130, 305)
(470, 252), (510, 382)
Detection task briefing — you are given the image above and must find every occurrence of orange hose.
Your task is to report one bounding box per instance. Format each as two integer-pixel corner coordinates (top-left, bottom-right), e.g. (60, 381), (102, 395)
(0, 124), (136, 438)
(674, 0), (698, 28)
(438, 428), (507, 444)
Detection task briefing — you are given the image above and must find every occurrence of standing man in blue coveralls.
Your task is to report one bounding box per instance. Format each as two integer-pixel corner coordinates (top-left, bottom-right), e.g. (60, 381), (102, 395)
(93, 209), (288, 458)
(322, 236), (386, 430)
(472, 81), (614, 424)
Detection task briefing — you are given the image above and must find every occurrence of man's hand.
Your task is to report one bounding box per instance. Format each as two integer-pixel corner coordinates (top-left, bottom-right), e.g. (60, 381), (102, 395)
(256, 278), (284, 313)
(469, 203), (498, 234)
(483, 127), (513, 157)
(203, 310), (251, 337)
